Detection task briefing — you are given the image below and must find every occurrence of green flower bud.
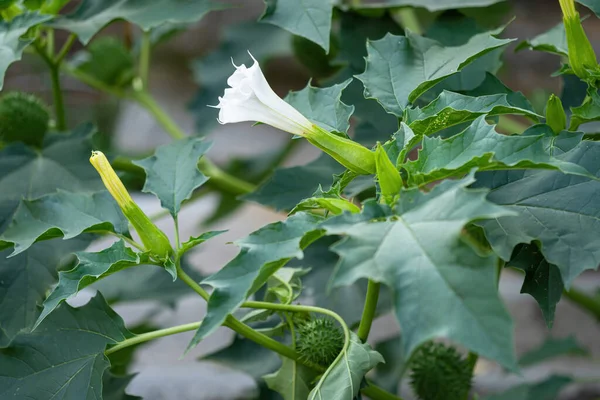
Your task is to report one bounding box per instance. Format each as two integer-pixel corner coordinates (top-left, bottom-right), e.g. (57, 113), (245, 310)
(305, 125), (376, 175)
(375, 143), (403, 203)
(559, 0), (598, 80)
(410, 342), (472, 400)
(0, 92), (49, 147)
(90, 151), (173, 260)
(545, 94), (567, 134)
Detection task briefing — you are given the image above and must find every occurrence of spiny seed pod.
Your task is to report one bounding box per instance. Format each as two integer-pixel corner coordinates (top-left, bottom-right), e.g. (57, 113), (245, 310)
(410, 342), (472, 400)
(297, 318), (344, 367)
(0, 92), (50, 147)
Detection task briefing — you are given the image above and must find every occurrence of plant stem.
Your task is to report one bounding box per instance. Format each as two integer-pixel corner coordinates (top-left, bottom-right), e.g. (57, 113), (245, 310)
(138, 30), (151, 90)
(357, 280), (380, 342)
(174, 216), (181, 250)
(497, 116), (529, 134)
(49, 65), (67, 130)
(198, 157), (256, 195)
(395, 7), (422, 35)
(54, 33), (77, 64)
(105, 321), (201, 355)
(563, 286), (600, 321)
(132, 90), (185, 139)
(176, 263), (209, 300)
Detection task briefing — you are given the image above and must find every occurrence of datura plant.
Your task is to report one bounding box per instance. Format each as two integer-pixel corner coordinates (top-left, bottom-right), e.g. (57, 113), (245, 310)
(1, 0), (600, 399)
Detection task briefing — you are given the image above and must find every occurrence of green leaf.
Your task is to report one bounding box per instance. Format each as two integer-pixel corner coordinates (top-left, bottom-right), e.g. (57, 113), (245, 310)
(519, 336), (587, 367)
(372, 335), (406, 394)
(515, 22), (568, 57)
(570, 90), (600, 129)
(357, 30), (513, 116)
(0, 12), (52, 90)
(0, 237), (91, 347)
(404, 117), (593, 187)
(285, 79), (354, 134)
(264, 357), (318, 400)
(484, 375), (572, 400)
(92, 259), (203, 306)
(133, 137), (211, 217)
(190, 22), (291, 133)
(0, 124), (101, 236)
(245, 153), (344, 211)
(474, 141), (600, 287)
(179, 230), (226, 256)
(188, 213), (323, 349)
(405, 90), (540, 136)
(0, 190), (129, 256)
(508, 244), (564, 328)
(0, 293), (132, 399)
(323, 175), (518, 370)
(260, 0), (332, 52)
(35, 240), (146, 328)
(50, 0), (225, 44)
(70, 36), (135, 87)
(577, 0), (600, 17)
(308, 332), (384, 400)
(350, 0), (505, 11)
(103, 374), (141, 400)
(425, 13), (505, 93)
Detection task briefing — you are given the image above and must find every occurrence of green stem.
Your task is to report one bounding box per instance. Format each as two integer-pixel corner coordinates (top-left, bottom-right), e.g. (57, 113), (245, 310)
(174, 216), (181, 250)
(138, 30), (151, 90)
(105, 321), (201, 355)
(198, 157), (256, 195)
(563, 286), (600, 321)
(176, 263), (209, 300)
(132, 90), (185, 139)
(357, 280), (380, 342)
(54, 33), (77, 64)
(49, 65), (67, 130)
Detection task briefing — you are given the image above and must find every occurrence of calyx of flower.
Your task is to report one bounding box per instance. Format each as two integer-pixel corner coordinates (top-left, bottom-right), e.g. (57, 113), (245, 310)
(90, 151), (173, 260)
(559, 0), (598, 80)
(214, 53), (376, 175)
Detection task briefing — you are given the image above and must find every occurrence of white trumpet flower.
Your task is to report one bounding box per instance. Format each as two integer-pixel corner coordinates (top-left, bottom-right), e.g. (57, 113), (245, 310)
(214, 53), (313, 136)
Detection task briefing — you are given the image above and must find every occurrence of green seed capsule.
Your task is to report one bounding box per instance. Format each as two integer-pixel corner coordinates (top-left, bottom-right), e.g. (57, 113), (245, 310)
(0, 92), (49, 147)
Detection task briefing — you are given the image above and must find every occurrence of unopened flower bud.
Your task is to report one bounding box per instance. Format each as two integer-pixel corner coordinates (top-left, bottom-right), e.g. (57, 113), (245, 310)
(90, 151), (173, 260)
(545, 94), (567, 134)
(375, 143), (402, 203)
(559, 0), (598, 80)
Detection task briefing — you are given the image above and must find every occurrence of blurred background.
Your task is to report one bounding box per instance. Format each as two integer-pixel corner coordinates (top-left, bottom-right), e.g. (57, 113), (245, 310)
(3, 0), (600, 399)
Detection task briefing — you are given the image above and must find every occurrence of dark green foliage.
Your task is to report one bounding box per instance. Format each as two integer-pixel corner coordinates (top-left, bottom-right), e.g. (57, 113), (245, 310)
(410, 342), (472, 400)
(0, 92), (49, 146)
(297, 318), (344, 367)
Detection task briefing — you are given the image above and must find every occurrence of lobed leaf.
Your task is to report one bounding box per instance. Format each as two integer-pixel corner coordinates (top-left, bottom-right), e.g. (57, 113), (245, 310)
(0, 190), (129, 256)
(405, 90), (540, 136)
(285, 79), (355, 134)
(35, 240), (147, 328)
(308, 332), (384, 400)
(264, 357), (318, 400)
(357, 30), (513, 116)
(508, 244), (564, 328)
(0, 293), (132, 400)
(0, 237), (91, 347)
(515, 22), (568, 57)
(323, 174), (518, 370)
(0, 12), (52, 90)
(260, 0), (333, 52)
(474, 140), (600, 287)
(103, 374), (141, 400)
(133, 137), (211, 218)
(50, 0), (225, 44)
(188, 212), (323, 349)
(0, 123), (102, 234)
(405, 117), (594, 186)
